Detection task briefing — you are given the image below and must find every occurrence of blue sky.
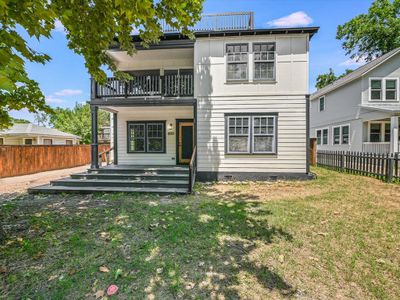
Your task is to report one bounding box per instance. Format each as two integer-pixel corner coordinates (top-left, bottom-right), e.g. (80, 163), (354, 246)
(12, 0), (374, 121)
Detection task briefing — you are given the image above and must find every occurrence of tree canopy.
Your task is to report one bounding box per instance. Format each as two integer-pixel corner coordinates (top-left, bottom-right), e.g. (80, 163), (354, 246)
(315, 69), (353, 90)
(48, 103), (109, 144)
(0, 0), (204, 129)
(337, 0), (400, 62)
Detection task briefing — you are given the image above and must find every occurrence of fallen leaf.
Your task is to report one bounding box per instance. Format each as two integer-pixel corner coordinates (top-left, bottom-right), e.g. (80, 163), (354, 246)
(376, 258), (385, 264)
(107, 284), (118, 296)
(48, 275), (58, 281)
(0, 266), (8, 273)
(99, 266), (110, 273)
(94, 290), (105, 299)
(317, 232), (328, 237)
(156, 268), (163, 274)
(278, 255), (284, 263)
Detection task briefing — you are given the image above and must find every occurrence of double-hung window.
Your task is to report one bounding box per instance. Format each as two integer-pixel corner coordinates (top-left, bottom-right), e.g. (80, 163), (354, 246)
(128, 121), (165, 153)
(319, 96), (325, 111)
(370, 79), (382, 100)
(370, 78), (399, 101)
(316, 130), (322, 145)
(226, 114), (277, 154)
(385, 79), (397, 100)
(253, 43), (275, 81)
(333, 127), (340, 145)
(226, 44), (248, 81)
(333, 125), (350, 145)
(341, 125), (349, 144)
(317, 129), (328, 145)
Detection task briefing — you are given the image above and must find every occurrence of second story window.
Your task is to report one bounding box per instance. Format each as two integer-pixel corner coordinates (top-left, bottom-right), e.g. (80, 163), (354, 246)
(385, 79), (397, 100)
(319, 96), (325, 111)
(370, 78), (398, 101)
(226, 44), (248, 81)
(370, 79), (382, 100)
(253, 43), (275, 81)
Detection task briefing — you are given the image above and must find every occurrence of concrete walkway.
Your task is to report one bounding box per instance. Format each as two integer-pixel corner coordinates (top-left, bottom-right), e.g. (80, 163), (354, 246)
(0, 165), (89, 194)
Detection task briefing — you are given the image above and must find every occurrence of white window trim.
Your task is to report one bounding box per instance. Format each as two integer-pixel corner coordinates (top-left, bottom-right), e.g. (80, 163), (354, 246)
(316, 129), (322, 145)
(225, 43), (249, 82)
(252, 43), (276, 82)
(319, 96), (326, 112)
(332, 124), (351, 145)
(251, 115), (276, 154)
(66, 139), (74, 145)
(226, 116), (251, 154)
(23, 138), (34, 145)
(146, 122), (165, 153)
(367, 121), (391, 143)
(316, 127), (329, 145)
(369, 77), (399, 102)
(43, 138), (53, 145)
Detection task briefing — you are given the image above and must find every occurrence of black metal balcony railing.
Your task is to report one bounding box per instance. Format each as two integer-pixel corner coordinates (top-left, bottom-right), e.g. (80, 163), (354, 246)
(161, 12), (254, 33)
(93, 74), (194, 99)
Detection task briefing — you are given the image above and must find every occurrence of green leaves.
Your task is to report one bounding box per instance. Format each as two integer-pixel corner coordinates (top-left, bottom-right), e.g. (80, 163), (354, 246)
(315, 69), (353, 90)
(0, 0), (204, 129)
(337, 0), (400, 62)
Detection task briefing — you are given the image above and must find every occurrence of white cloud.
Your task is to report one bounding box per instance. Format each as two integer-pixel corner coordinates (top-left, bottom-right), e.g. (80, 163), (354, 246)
(53, 19), (65, 33)
(45, 95), (64, 104)
(340, 56), (367, 67)
(54, 89), (83, 96)
(267, 11), (313, 28)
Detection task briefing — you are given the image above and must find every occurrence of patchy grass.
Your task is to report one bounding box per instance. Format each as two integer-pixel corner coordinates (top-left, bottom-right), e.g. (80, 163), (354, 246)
(0, 167), (399, 299)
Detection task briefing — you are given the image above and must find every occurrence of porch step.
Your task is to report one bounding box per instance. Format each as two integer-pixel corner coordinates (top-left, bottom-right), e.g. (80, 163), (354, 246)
(71, 172), (188, 181)
(88, 166), (189, 175)
(51, 178), (188, 188)
(28, 184), (188, 194)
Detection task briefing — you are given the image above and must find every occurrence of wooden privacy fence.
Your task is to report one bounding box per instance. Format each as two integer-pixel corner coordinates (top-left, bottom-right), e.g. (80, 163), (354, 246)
(317, 150), (400, 182)
(0, 145), (109, 178)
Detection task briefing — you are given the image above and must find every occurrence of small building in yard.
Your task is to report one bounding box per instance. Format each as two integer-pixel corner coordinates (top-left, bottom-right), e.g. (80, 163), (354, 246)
(310, 47), (400, 154)
(29, 11), (319, 194)
(0, 123), (80, 145)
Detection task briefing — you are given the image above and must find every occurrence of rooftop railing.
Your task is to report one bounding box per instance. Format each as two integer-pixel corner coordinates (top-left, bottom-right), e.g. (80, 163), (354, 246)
(161, 11), (254, 33)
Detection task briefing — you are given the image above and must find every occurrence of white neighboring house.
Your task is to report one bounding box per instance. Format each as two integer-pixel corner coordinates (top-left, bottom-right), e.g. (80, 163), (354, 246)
(0, 123), (80, 145)
(310, 47), (400, 154)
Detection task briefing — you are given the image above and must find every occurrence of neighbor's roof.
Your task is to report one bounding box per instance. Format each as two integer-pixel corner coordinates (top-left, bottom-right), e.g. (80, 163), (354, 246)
(311, 47), (400, 100)
(0, 123), (80, 139)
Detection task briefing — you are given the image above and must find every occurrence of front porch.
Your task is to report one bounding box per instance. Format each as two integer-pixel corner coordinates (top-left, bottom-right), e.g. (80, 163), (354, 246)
(362, 116), (400, 153)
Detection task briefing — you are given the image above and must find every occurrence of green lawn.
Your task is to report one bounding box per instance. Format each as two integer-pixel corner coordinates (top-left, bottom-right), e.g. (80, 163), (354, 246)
(1, 167), (399, 299)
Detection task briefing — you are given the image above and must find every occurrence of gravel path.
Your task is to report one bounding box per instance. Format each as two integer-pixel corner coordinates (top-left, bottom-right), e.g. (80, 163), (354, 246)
(0, 165), (89, 195)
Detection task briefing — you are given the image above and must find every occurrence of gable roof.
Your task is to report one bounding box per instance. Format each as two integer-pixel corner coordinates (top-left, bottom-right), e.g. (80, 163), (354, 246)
(311, 47), (400, 100)
(0, 123), (80, 139)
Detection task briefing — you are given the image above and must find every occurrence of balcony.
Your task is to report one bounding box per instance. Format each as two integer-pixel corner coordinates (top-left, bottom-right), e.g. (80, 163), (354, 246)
(92, 73), (194, 99)
(161, 12), (254, 33)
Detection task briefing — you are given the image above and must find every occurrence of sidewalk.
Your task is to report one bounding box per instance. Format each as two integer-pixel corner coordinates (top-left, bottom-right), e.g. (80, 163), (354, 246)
(0, 165), (89, 194)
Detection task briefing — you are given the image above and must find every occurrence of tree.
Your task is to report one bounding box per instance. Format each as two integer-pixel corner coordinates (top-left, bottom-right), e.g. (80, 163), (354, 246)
(34, 112), (50, 126)
(0, 0), (204, 129)
(316, 69), (353, 89)
(48, 103), (109, 144)
(337, 0), (400, 62)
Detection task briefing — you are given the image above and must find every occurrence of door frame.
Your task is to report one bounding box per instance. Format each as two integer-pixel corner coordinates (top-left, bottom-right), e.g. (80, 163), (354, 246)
(176, 119), (194, 165)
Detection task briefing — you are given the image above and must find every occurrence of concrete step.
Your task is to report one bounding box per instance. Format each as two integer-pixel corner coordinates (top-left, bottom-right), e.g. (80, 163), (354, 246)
(28, 184), (188, 194)
(51, 178), (189, 188)
(71, 172), (189, 181)
(88, 166), (189, 175)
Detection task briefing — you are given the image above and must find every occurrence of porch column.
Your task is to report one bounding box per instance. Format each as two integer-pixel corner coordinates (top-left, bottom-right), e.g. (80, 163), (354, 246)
(390, 116), (399, 153)
(113, 112), (118, 165)
(91, 105), (99, 169)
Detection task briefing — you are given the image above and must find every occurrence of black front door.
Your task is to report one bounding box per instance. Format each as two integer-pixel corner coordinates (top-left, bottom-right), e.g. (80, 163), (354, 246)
(176, 120), (194, 164)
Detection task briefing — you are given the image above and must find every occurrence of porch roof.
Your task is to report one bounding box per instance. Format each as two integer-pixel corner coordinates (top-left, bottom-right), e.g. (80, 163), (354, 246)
(360, 104), (400, 113)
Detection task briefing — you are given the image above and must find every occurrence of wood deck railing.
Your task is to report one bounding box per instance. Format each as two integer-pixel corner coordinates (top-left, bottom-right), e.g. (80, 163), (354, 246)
(92, 73), (194, 99)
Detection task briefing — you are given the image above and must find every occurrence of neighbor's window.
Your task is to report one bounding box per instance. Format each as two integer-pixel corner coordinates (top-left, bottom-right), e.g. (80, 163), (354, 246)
(127, 121), (165, 153)
(253, 43), (275, 81)
(316, 130), (322, 145)
(341, 125), (350, 144)
(322, 129), (328, 145)
(385, 79), (397, 100)
(370, 79), (383, 100)
(24, 138), (33, 145)
(66, 140), (73, 145)
(226, 115), (276, 154)
(333, 127), (340, 145)
(370, 123), (381, 142)
(319, 96), (325, 111)
(0, 138), (3, 145)
(43, 138), (52, 145)
(226, 44), (248, 81)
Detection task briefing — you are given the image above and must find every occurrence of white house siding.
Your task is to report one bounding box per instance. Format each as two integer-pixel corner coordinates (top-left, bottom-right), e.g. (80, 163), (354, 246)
(114, 106), (193, 165)
(0, 136), (78, 145)
(194, 35), (309, 175)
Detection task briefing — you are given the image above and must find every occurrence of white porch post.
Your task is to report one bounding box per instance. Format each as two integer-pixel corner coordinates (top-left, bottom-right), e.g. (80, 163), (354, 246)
(390, 116), (399, 153)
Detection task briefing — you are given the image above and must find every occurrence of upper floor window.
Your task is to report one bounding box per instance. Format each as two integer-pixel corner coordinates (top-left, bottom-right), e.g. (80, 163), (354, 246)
(370, 78), (399, 101)
(226, 44), (248, 81)
(253, 43), (275, 81)
(319, 96), (325, 111)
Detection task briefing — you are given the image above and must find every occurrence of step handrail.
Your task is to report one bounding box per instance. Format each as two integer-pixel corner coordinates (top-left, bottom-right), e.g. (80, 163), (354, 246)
(188, 146), (197, 194)
(98, 147), (114, 165)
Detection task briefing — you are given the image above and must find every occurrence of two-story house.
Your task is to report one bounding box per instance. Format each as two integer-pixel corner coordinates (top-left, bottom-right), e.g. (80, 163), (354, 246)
(30, 12), (319, 194)
(310, 47), (400, 154)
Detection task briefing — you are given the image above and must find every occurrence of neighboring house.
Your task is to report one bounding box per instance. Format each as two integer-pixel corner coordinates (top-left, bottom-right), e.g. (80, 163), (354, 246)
(30, 12), (319, 194)
(0, 123), (80, 145)
(98, 126), (111, 144)
(310, 47), (400, 154)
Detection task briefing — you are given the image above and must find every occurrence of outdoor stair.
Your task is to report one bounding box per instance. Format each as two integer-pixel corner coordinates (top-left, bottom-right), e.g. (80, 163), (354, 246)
(28, 165), (190, 194)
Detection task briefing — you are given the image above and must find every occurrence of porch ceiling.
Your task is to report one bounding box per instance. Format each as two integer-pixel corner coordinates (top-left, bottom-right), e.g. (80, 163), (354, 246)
(360, 104), (400, 113)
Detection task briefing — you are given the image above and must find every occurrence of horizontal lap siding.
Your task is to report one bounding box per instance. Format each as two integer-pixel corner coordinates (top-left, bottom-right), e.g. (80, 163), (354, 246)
(197, 96), (307, 173)
(117, 106), (193, 165)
